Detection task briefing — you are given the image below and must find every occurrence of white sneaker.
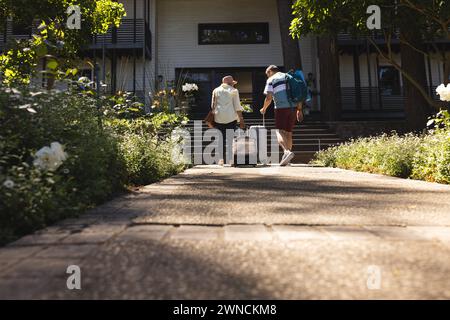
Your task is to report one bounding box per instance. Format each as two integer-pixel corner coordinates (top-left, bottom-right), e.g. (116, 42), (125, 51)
(280, 151), (294, 167)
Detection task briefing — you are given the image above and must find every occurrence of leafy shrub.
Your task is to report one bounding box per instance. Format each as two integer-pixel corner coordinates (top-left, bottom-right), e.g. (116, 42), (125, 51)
(313, 121), (450, 184)
(0, 85), (187, 245)
(118, 133), (184, 186)
(411, 130), (450, 184)
(314, 133), (422, 178)
(0, 87), (126, 243)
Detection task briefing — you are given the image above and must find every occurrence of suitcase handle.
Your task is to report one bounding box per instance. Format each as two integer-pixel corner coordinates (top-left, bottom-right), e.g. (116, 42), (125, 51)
(236, 127), (251, 138)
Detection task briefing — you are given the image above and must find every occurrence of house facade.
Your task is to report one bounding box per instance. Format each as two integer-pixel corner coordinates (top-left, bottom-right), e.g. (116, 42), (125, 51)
(0, 0), (448, 122)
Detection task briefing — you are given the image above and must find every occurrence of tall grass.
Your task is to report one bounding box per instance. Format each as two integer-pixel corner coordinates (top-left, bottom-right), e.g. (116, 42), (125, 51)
(313, 130), (450, 184)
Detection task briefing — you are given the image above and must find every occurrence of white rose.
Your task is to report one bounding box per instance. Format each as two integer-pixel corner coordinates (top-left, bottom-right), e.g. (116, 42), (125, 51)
(33, 142), (67, 171)
(3, 179), (15, 189)
(436, 84), (450, 102)
(50, 142), (68, 162)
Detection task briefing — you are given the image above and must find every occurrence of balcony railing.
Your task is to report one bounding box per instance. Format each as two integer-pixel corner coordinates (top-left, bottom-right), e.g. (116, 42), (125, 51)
(0, 20), (39, 51)
(338, 30), (450, 46)
(88, 18), (151, 55)
(1, 18), (152, 58)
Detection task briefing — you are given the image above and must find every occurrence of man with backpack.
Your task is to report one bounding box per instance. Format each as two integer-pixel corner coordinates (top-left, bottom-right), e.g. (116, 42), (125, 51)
(260, 65), (305, 166)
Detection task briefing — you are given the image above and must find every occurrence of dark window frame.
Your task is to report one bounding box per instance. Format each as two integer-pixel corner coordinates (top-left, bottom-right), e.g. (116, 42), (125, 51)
(11, 20), (32, 36)
(378, 65), (402, 96)
(198, 23), (270, 45)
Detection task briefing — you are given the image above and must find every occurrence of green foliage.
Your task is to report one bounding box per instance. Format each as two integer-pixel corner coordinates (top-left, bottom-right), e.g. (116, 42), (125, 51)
(290, 0), (449, 39)
(93, 0), (127, 33)
(427, 110), (450, 131)
(0, 0), (126, 85)
(0, 86), (125, 243)
(117, 133), (185, 186)
(313, 117), (450, 184)
(411, 130), (450, 184)
(412, 111), (450, 183)
(313, 133), (422, 178)
(103, 91), (146, 119)
(0, 85), (187, 245)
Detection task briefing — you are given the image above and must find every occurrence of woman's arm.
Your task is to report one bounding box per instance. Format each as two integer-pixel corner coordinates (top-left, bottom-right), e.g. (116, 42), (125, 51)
(233, 90), (245, 129)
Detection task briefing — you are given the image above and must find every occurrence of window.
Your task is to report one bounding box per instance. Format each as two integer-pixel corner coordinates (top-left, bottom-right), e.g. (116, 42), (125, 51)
(378, 66), (401, 96)
(12, 20), (32, 36)
(199, 23), (269, 45)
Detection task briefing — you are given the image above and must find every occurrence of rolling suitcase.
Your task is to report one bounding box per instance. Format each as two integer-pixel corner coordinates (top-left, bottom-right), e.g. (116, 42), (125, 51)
(249, 115), (268, 165)
(233, 129), (258, 167)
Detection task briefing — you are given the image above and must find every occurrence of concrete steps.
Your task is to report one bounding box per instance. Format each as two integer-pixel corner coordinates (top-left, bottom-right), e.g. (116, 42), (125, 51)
(184, 117), (343, 164)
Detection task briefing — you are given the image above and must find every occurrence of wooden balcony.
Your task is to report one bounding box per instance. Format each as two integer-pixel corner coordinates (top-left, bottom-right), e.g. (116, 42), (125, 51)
(87, 19), (151, 58)
(0, 18), (152, 58)
(337, 30), (450, 48)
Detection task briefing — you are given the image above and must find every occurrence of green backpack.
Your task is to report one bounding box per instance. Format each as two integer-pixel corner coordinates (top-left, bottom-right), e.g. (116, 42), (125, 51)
(286, 70), (309, 104)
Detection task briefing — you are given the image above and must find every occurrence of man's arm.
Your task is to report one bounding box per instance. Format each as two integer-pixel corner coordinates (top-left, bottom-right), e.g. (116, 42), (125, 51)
(260, 93), (273, 115)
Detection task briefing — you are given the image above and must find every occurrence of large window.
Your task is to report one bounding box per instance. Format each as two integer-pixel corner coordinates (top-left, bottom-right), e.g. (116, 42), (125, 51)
(378, 66), (401, 96)
(198, 23), (269, 45)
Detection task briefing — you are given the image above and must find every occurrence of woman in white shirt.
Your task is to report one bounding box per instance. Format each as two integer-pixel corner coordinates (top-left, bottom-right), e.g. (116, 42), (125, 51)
(211, 75), (246, 165)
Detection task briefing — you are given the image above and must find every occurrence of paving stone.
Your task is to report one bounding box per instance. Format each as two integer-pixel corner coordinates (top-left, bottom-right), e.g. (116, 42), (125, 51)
(61, 231), (116, 244)
(116, 225), (172, 242)
(35, 245), (98, 259)
(0, 260), (18, 273)
(170, 226), (222, 241)
(0, 246), (44, 261)
(0, 278), (49, 299)
(408, 227), (450, 242)
(56, 217), (99, 226)
(272, 225), (329, 241)
(319, 226), (378, 241)
(364, 226), (426, 241)
(1, 258), (83, 279)
(224, 225), (272, 241)
(82, 224), (128, 234)
(8, 232), (70, 246)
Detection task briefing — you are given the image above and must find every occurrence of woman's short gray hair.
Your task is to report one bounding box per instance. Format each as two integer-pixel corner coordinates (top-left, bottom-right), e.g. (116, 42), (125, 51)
(266, 65), (279, 74)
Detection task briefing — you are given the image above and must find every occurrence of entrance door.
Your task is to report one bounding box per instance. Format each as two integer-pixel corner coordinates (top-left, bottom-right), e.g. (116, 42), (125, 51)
(176, 67), (269, 119)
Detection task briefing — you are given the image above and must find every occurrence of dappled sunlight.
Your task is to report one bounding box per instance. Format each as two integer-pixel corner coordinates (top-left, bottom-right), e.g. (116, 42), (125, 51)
(130, 167), (450, 226)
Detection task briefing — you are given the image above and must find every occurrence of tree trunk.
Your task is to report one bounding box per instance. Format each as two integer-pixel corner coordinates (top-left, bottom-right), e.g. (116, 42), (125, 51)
(444, 52), (450, 85)
(318, 35), (342, 121)
(400, 30), (432, 130)
(276, 0), (302, 71)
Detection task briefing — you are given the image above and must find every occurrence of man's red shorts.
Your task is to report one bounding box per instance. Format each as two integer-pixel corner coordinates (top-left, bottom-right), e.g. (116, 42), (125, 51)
(275, 108), (297, 132)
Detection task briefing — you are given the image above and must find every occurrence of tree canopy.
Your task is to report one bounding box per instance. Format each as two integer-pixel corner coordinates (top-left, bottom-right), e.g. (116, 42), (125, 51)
(290, 0), (450, 109)
(0, 0), (126, 86)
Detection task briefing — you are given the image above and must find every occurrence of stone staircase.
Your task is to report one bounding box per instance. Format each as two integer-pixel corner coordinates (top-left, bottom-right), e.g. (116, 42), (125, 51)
(184, 117), (343, 164)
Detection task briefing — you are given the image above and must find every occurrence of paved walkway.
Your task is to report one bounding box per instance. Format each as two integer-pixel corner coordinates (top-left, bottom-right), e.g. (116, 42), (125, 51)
(1, 166), (450, 299)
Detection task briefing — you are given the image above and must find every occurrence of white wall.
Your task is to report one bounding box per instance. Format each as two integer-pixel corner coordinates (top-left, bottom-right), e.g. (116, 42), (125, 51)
(156, 0), (284, 81)
(299, 35), (315, 75)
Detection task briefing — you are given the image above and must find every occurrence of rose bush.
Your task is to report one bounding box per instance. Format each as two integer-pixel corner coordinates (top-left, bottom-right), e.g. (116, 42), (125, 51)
(0, 84), (188, 245)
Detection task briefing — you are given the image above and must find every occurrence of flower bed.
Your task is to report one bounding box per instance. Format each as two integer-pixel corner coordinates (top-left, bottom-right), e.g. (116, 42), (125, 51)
(312, 129), (450, 184)
(312, 84), (450, 184)
(0, 86), (188, 245)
